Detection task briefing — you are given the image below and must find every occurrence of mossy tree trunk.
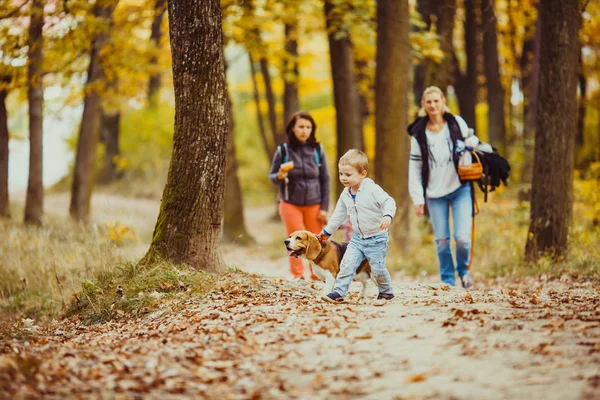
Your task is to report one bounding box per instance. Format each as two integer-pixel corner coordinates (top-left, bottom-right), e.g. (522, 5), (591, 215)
(24, 0), (44, 226)
(69, 0), (117, 222)
(525, 0), (581, 262)
(375, 0), (410, 249)
(142, 0), (229, 272)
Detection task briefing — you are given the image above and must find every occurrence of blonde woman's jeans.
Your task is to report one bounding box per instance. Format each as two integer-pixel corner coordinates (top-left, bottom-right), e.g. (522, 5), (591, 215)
(426, 183), (472, 286)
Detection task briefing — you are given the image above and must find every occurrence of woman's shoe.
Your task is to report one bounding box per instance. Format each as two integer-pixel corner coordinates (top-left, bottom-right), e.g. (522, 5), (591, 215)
(460, 274), (473, 289)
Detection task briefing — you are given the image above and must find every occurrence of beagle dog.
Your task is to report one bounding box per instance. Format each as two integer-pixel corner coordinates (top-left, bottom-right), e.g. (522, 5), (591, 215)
(284, 230), (372, 301)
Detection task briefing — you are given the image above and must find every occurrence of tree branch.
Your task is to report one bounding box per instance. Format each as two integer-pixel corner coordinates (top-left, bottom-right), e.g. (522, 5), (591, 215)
(0, 0), (31, 20)
(580, 0), (591, 13)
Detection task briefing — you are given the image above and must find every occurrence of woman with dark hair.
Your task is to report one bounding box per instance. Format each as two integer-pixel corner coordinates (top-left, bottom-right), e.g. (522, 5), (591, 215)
(269, 111), (331, 280)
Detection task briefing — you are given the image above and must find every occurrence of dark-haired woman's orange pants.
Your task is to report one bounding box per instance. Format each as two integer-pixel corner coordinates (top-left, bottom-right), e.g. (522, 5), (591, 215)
(279, 201), (324, 280)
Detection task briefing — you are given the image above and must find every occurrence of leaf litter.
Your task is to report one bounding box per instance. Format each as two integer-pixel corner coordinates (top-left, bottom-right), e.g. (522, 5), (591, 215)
(1, 273), (600, 399)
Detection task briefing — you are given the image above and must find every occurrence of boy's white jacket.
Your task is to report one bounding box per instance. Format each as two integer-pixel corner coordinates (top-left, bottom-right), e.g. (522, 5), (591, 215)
(324, 178), (396, 239)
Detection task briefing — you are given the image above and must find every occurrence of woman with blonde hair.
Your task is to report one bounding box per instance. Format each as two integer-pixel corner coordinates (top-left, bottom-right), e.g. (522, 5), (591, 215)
(407, 86), (478, 289)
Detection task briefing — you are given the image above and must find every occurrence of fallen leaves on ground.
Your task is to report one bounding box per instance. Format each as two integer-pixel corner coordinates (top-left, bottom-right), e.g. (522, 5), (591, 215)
(1, 273), (599, 399)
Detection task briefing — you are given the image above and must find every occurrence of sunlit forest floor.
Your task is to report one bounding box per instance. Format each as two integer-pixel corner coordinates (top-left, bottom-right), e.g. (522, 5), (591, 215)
(1, 188), (599, 398)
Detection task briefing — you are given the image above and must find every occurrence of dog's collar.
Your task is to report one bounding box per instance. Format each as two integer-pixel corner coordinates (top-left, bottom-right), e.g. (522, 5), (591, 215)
(311, 243), (326, 265)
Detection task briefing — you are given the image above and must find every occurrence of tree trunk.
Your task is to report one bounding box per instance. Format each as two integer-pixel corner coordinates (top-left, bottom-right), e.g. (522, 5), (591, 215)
(525, 0), (581, 263)
(99, 110), (121, 184)
(375, 0), (410, 249)
(142, 0), (229, 272)
(521, 9), (541, 184)
(283, 16), (299, 126)
(0, 82), (9, 218)
(240, 0), (282, 147)
(223, 79), (254, 245)
(354, 58), (371, 126)
(481, 0), (506, 153)
(413, 0), (432, 106)
(147, 0), (167, 106)
(454, 0), (478, 129)
(429, 0), (456, 93)
(24, 0), (44, 226)
(248, 52), (273, 158)
(324, 0), (364, 195)
(70, 1), (117, 222)
(260, 58), (280, 145)
(576, 46), (586, 151)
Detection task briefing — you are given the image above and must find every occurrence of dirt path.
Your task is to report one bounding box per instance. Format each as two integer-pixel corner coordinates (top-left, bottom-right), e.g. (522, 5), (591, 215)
(2, 193), (599, 399)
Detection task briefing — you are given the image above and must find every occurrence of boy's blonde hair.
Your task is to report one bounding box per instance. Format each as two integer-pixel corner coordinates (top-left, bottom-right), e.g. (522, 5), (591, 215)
(339, 149), (369, 173)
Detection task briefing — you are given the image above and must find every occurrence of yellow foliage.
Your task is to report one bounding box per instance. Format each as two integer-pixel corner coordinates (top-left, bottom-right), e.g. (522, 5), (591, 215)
(104, 221), (138, 246)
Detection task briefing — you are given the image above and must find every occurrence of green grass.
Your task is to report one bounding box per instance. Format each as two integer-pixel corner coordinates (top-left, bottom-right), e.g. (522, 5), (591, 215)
(65, 261), (218, 325)
(0, 205), (217, 329)
(0, 208), (129, 321)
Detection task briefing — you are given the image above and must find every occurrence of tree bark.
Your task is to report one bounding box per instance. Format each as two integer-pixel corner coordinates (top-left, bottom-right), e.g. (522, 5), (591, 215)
(521, 8), (541, 184)
(0, 81), (9, 218)
(354, 58), (371, 125)
(428, 0), (456, 93)
(259, 57), (281, 145)
(147, 0), (167, 106)
(413, 0), (432, 106)
(576, 46), (586, 151)
(525, 0), (581, 262)
(454, 0), (478, 129)
(99, 110), (121, 184)
(481, 0), (506, 153)
(24, 0), (44, 226)
(375, 0), (410, 249)
(248, 52), (273, 158)
(223, 79), (253, 245)
(324, 0), (364, 195)
(283, 16), (299, 127)
(240, 0), (282, 148)
(142, 0), (229, 272)
(70, 1), (117, 222)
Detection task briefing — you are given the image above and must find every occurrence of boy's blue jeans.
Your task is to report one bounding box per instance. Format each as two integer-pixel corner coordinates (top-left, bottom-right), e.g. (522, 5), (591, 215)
(332, 231), (394, 297)
(426, 183), (472, 286)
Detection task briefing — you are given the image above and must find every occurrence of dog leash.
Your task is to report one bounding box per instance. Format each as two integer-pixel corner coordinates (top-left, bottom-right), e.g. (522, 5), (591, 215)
(468, 183), (480, 270)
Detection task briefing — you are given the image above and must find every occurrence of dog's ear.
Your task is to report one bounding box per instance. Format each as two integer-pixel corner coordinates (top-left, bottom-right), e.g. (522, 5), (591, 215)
(305, 233), (322, 260)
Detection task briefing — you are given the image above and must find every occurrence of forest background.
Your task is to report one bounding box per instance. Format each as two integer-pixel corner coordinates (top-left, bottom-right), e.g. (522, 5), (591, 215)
(0, 0), (599, 323)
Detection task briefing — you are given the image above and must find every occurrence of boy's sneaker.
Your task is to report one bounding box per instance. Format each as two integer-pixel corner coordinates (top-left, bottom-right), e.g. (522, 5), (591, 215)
(321, 292), (344, 303)
(460, 274), (474, 289)
(374, 293), (395, 307)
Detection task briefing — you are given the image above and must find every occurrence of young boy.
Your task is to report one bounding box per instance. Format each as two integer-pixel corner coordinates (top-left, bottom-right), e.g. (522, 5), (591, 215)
(318, 149), (396, 305)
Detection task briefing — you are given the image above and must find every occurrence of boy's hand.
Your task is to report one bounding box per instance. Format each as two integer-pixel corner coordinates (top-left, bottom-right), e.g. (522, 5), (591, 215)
(316, 231), (330, 243)
(379, 215), (392, 230)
